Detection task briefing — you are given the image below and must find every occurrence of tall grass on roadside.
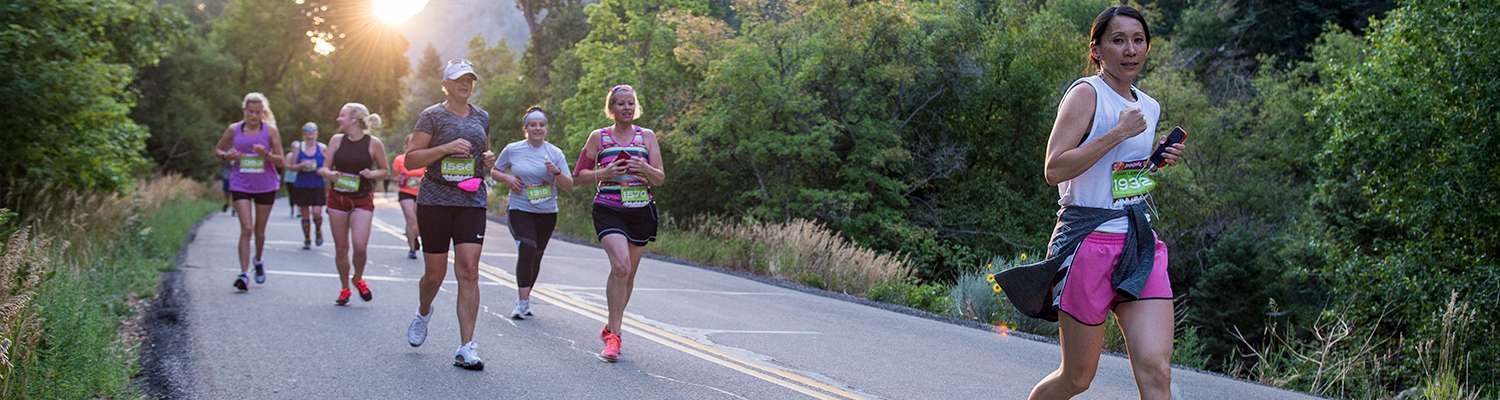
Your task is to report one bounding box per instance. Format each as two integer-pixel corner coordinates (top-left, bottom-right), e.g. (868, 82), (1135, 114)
(1231, 292), (1491, 399)
(695, 217), (912, 294)
(0, 223), (54, 399)
(0, 175), (217, 399)
(1231, 299), (1392, 398)
(1412, 292), (1483, 400)
(547, 193), (912, 296)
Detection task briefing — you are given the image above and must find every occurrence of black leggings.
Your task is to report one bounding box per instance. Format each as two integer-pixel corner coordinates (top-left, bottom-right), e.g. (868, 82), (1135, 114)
(507, 209), (557, 289)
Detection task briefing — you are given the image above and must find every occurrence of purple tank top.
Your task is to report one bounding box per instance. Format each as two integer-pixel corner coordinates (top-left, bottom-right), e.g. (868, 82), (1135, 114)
(229, 121), (280, 193)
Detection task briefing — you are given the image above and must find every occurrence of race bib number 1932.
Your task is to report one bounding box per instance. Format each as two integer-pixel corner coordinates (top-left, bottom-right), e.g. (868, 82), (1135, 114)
(1110, 159), (1155, 205)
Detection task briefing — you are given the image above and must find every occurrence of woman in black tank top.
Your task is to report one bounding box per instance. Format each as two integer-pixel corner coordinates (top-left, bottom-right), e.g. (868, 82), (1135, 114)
(333, 133), (374, 197)
(318, 103), (389, 306)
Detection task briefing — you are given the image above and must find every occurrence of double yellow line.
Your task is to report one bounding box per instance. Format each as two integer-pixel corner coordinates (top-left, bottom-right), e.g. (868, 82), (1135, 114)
(369, 214), (865, 400)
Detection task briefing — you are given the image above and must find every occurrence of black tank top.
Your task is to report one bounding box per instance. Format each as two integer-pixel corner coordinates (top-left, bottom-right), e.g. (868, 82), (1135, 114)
(333, 134), (373, 197)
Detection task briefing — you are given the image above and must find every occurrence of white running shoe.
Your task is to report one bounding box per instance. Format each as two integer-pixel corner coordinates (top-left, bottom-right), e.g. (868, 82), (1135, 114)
(510, 299), (533, 320)
(407, 310), (430, 347)
(453, 341), (483, 370)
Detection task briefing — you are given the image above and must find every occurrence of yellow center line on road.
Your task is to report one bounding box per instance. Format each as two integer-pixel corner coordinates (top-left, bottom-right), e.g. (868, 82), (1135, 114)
(368, 209), (865, 400)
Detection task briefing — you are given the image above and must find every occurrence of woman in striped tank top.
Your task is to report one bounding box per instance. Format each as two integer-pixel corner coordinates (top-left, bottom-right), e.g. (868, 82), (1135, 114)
(572, 84), (666, 362)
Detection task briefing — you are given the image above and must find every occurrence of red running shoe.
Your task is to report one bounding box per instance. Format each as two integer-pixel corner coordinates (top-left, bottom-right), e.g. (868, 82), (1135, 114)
(354, 279), (373, 301)
(598, 326), (621, 362)
(335, 288), (351, 306)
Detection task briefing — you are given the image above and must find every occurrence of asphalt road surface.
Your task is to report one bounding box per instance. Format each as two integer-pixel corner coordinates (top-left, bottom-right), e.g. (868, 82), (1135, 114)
(162, 193), (1316, 399)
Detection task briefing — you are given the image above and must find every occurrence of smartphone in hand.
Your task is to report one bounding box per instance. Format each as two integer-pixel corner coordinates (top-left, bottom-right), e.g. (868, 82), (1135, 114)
(1150, 126), (1189, 168)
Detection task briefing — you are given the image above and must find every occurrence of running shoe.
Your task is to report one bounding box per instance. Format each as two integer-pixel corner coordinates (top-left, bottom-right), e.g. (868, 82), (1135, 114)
(315, 236), (324, 247)
(335, 288), (351, 306)
(253, 261), (266, 284)
(453, 341), (484, 370)
(407, 310), (430, 347)
(510, 299), (532, 320)
(599, 326), (621, 362)
(354, 279), (372, 301)
(303, 239), (311, 250)
(407, 250), (417, 260)
(233, 273), (249, 292)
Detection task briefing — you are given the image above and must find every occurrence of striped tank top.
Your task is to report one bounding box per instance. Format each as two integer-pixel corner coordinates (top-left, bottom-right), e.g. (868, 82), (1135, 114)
(593, 126), (652, 208)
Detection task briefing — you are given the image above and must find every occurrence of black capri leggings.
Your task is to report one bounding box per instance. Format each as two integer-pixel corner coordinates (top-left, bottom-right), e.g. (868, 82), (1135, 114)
(507, 209), (557, 289)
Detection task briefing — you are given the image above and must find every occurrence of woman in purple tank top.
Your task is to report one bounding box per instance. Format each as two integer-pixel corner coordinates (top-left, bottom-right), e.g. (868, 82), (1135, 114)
(213, 92), (285, 292)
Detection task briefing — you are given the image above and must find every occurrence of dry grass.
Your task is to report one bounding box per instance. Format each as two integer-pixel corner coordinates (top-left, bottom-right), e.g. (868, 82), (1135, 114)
(1228, 294), (1490, 399)
(1412, 292), (1483, 400)
(1230, 300), (1390, 398)
(0, 225), (54, 397)
(0, 173), (214, 399)
(697, 218), (912, 294)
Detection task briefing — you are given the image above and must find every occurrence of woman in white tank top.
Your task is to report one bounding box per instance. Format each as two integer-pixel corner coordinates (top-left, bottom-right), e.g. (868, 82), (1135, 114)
(1028, 6), (1187, 400)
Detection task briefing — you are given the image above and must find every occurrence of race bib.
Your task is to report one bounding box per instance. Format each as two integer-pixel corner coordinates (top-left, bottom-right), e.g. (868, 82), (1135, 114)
(1111, 159), (1155, 205)
(620, 186), (651, 208)
(525, 184), (554, 204)
(239, 155), (265, 173)
(402, 176), (421, 189)
(334, 173), (360, 193)
(441, 157), (475, 182)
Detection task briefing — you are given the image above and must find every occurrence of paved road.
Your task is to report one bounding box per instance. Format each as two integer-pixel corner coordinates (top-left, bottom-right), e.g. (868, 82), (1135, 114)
(169, 194), (1314, 399)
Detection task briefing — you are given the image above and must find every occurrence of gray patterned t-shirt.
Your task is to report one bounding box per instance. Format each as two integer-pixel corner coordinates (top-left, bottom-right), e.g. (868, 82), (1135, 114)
(414, 103), (490, 208)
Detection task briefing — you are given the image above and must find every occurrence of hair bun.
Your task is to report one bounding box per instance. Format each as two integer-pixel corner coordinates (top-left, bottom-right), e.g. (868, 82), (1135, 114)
(365, 113), (383, 131)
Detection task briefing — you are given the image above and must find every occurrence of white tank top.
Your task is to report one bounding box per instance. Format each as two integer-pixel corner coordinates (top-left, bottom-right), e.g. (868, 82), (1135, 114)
(1056, 75), (1161, 233)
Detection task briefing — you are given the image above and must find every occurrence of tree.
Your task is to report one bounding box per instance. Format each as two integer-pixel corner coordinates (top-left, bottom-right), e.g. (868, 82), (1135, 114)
(132, 32), (240, 180)
(1309, 0), (1500, 387)
(402, 44), (446, 123)
(0, 0), (186, 197)
(516, 0), (590, 87)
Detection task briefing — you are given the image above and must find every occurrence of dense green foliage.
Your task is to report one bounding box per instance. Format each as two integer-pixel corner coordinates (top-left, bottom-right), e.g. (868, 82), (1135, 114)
(0, 0), (1491, 397)
(502, 0), (1492, 395)
(1308, 0), (1499, 387)
(0, 0), (184, 195)
(134, 0), (411, 180)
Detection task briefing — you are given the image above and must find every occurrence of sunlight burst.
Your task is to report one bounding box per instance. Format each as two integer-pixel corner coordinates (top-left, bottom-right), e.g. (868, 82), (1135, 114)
(371, 0), (428, 25)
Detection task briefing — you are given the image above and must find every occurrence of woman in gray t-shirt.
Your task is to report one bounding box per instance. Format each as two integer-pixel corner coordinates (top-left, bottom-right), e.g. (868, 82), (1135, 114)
(491, 106), (573, 320)
(400, 59), (496, 370)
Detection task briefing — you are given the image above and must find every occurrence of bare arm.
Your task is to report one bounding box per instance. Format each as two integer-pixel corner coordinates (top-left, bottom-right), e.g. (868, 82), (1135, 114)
(264, 127), (285, 166)
(362, 137), (390, 180)
(1043, 83), (1147, 186)
(405, 130), (466, 169)
(318, 134), (344, 179)
(213, 125), (238, 160)
(572, 131), (626, 186)
(635, 129), (666, 186)
(283, 141), (298, 169)
(554, 156), (575, 192)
